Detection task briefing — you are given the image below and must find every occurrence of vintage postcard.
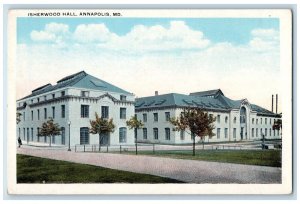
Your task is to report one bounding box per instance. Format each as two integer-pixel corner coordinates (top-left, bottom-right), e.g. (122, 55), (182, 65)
(6, 9), (292, 195)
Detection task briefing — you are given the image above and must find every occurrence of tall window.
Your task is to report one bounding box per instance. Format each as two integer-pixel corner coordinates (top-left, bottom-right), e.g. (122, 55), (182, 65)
(52, 93), (55, 99)
(260, 118), (262, 124)
(265, 118), (267, 124)
(52, 106), (55, 119)
(23, 112), (25, 121)
(273, 129), (275, 136)
(143, 113), (147, 122)
(81, 91), (89, 97)
(217, 115), (220, 123)
(270, 118), (272, 124)
(120, 108), (126, 119)
(143, 128), (147, 139)
(153, 128), (158, 140)
(256, 119), (258, 124)
(81, 105), (89, 118)
(44, 95), (47, 101)
(252, 128), (254, 137)
(37, 98), (40, 103)
(233, 128), (236, 139)
(252, 118), (254, 124)
(27, 128), (29, 141)
(44, 108), (47, 119)
(256, 128), (258, 137)
(101, 106), (109, 119)
(119, 127), (127, 143)
(180, 130), (185, 140)
(37, 128), (40, 142)
(80, 127), (89, 145)
(61, 105), (65, 118)
(52, 135), (56, 144)
(224, 128), (228, 138)
(269, 128), (272, 137)
(153, 113), (158, 122)
(165, 112), (170, 121)
(37, 109), (40, 120)
(61, 91), (65, 97)
(217, 128), (221, 139)
(233, 117), (237, 124)
(31, 110), (33, 120)
(120, 95), (126, 101)
(260, 128), (263, 136)
(31, 128), (33, 141)
(225, 116), (228, 123)
(165, 128), (170, 140)
(23, 128), (25, 140)
(265, 128), (267, 137)
(61, 127), (65, 145)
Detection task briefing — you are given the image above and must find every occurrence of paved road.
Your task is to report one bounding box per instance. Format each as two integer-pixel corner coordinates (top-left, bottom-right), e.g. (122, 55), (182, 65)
(17, 146), (281, 184)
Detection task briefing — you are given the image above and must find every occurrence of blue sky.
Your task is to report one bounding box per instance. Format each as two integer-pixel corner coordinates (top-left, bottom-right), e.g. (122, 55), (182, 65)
(17, 17), (279, 45)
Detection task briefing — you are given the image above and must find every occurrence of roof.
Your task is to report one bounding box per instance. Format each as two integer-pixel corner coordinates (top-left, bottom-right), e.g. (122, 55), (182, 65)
(135, 90), (280, 117)
(17, 71), (132, 101)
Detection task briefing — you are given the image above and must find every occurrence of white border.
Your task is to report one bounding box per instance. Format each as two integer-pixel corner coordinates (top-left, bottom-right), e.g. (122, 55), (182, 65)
(6, 8), (292, 195)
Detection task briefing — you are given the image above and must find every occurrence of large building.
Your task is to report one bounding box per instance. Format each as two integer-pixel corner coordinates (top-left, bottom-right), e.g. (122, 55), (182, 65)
(135, 89), (281, 144)
(16, 71), (135, 147)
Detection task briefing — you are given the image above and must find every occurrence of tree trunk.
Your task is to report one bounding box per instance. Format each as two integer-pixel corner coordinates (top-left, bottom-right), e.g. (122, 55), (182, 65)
(135, 128), (137, 155)
(99, 134), (101, 152)
(49, 135), (52, 147)
(193, 135), (195, 156)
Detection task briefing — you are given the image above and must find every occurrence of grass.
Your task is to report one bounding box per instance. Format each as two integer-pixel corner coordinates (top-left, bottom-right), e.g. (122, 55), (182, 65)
(125, 149), (282, 167)
(17, 154), (184, 183)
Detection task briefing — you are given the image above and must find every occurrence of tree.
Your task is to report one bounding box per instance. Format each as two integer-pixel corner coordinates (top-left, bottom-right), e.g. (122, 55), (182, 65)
(38, 118), (61, 147)
(126, 115), (144, 155)
(16, 112), (22, 124)
(273, 119), (282, 139)
(170, 108), (216, 156)
(89, 112), (115, 151)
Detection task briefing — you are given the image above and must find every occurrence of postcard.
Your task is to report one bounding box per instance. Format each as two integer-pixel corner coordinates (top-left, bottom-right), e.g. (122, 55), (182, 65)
(6, 8), (292, 195)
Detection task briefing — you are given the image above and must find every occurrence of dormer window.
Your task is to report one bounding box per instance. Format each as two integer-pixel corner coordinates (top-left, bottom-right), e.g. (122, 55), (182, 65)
(81, 91), (89, 97)
(120, 95), (126, 101)
(31, 99), (33, 104)
(44, 96), (47, 101)
(52, 94), (55, 99)
(61, 91), (65, 97)
(37, 98), (40, 103)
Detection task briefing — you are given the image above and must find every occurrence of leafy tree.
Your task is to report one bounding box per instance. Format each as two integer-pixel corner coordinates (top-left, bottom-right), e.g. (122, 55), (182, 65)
(273, 119), (282, 138)
(89, 112), (115, 151)
(170, 108), (216, 156)
(16, 112), (22, 124)
(38, 118), (61, 147)
(126, 115), (144, 155)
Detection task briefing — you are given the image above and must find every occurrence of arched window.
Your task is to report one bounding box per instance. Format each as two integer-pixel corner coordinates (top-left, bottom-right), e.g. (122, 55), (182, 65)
(225, 116), (228, 123)
(119, 127), (127, 143)
(252, 118), (254, 124)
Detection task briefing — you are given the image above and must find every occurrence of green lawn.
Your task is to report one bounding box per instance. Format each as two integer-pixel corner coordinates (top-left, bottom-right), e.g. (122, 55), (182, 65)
(17, 154), (184, 183)
(126, 149), (282, 167)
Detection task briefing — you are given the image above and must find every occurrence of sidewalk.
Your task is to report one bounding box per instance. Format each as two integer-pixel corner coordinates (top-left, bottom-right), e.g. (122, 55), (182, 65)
(17, 146), (281, 184)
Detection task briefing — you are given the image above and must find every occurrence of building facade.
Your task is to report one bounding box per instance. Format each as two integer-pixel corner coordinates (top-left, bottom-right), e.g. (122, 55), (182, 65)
(16, 71), (135, 147)
(135, 89), (281, 144)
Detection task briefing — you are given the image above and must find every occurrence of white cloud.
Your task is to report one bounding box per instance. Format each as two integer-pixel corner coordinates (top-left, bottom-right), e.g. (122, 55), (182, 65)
(249, 28), (279, 52)
(30, 30), (56, 42)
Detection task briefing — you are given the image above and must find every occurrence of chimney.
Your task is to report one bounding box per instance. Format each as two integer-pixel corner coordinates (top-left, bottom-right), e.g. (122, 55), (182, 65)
(276, 94), (278, 114)
(155, 91), (158, 96)
(272, 95), (274, 112)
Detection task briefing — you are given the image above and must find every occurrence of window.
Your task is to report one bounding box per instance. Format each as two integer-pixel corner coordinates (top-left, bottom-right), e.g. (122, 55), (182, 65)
(23, 128), (25, 140)
(61, 91), (65, 97)
(52, 135), (56, 144)
(80, 127), (89, 145)
(143, 113), (147, 122)
(101, 106), (109, 119)
(224, 128), (228, 138)
(180, 130), (185, 140)
(260, 118), (262, 124)
(233, 117), (236, 123)
(52, 94), (55, 99)
(120, 95), (126, 101)
(153, 128), (158, 140)
(119, 127), (127, 143)
(256, 128), (258, 137)
(37, 109), (40, 120)
(265, 118), (267, 124)
(270, 118), (272, 124)
(217, 128), (221, 139)
(81, 105), (89, 118)
(52, 106), (55, 119)
(61, 127), (65, 145)
(44, 95), (47, 101)
(260, 128), (263, 136)
(252, 118), (254, 124)
(81, 91), (89, 97)
(37, 128), (40, 142)
(61, 105), (65, 118)
(217, 115), (220, 123)
(31, 99), (33, 104)
(273, 129), (275, 136)
(153, 113), (158, 122)
(165, 128), (170, 140)
(37, 98), (40, 103)
(233, 128), (236, 139)
(225, 116), (228, 123)
(265, 128), (267, 137)
(269, 128), (272, 137)
(143, 128), (147, 139)
(27, 128), (29, 141)
(120, 108), (126, 119)
(44, 135), (47, 143)
(256, 119), (258, 124)
(31, 110), (33, 120)
(165, 112), (170, 121)
(44, 108), (47, 119)
(23, 112), (25, 121)
(31, 128), (33, 141)
(252, 128), (254, 137)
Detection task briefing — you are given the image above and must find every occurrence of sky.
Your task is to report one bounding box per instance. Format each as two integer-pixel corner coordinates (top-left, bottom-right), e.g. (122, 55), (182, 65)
(16, 17), (280, 111)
